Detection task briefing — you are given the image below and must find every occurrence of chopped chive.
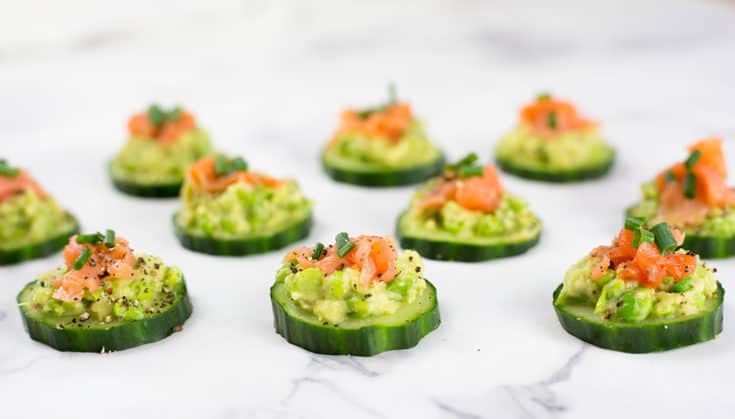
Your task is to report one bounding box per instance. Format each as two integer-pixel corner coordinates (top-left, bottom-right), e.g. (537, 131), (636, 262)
(651, 222), (677, 254)
(671, 276), (693, 293)
(337, 241), (356, 258)
(72, 248), (92, 270)
(230, 157), (248, 172)
(76, 233), (103, 245)
(459, 165), (484, 179)
(0, 165), (20, 177)
(683, 171), (697, 199)
(214, 155), (229, 176)
(664, 171), (677, 183)
(335, 232), (350, 249)
(167, 107), (182, 122)
(536, 92), (552, 101)
(685, 150), (702, 169)
(633, 228), (655, 247)
(147, 104), (166, 127)
(547, 111), (557, 129)
(447, 153), (479, 171)
(624, 217), (645, 232)
(104, 229), (116, 249)
(387, 83), (397, 105)
(311, 242), (325, 260)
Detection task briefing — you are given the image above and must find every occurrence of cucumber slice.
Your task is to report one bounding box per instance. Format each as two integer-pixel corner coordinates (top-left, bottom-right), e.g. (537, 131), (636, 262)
(321, 154), (445, 187)
(495, 150), (614, 182)
(0, 213), (79, 266)
(625, 205), (735, 259)
(172, 213), (312, 256)
(395, 211), (541, 262)
(17, 279), (192, 352)
(552, 283), (724, 353)
(110, 177), (182, 198)
(271, 280), (440, 356)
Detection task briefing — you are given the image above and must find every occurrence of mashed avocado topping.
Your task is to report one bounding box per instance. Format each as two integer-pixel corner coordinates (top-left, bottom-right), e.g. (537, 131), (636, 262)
(495, 93), (613, 171)
(401, 154), (541, 243)
(324, 88), (441, 171)
(109, 105), (214, 185)
(19, 229), (186, 326)
(555, 218), (719, 322)
(175, 155), (312, 238)
(279, 233), (425, 324)
(0, 164), (76, 251)
(20, 255), (185, 327)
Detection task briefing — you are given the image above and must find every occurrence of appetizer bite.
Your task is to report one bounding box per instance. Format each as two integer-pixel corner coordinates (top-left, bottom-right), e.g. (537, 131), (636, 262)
(628, 138), (735, 258)
(0, 159), (78, 265)
(17, 230), (192, 352)
(109, 104), (214, 197)
(322, 86), (444, 186)
(553, 218), (723, 353)
(495, 93), (615, 182)
(272, 233), (440, 355)
(396, 153), (541, 261)
(173, 155), (312, 255)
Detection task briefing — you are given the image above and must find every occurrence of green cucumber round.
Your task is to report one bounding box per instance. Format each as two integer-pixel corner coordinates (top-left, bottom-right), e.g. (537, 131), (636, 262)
(173, 213), (312, 256)
(271, 280), (440, 356)
(17, 280), (192, 353)
(625, 205), (735, 259)
(552, 283), (724, 353)
(110, 177), (182, 198)
(395, 212), (541, 262)
(322, 153), (445, 187)
(0, 213), (79, 266)
(495, 151), (614, 183)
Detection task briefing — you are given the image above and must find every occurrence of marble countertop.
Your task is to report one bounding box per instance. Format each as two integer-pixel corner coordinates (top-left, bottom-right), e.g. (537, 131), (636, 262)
(1, 0), (735, 418)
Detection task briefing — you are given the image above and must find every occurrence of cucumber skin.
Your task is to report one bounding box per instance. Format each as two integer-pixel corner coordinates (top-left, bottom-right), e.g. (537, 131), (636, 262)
(395, 213), (540, 262)
(0, 215), (79, 266)
(625, 205), (735, 259)
(173, 213), (312, 256)
(271, 282), (440, 356)
(552, 283), (724, 353)
(110, 177), (182, 198)
(495, 152), (614, 183)
(322, 154), (445, 187)
(18, 281), (192, 353)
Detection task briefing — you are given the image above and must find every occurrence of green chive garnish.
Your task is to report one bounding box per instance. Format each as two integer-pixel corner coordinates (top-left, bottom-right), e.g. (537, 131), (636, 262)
(537, 92), (552, 101)
(104, 229), (116, 249)
(337, 241), (356, 258)
(0, 165), (20, 178)
(664, 171), (676, 183)
(624, 217), (645, 231)
(671, 276), (693, 293)
(685, 150), (702, 169)
(459, 165), (484, 179)
(72, 248), (92, 270)
(684, 171), (697, 199)
(335, 232), (350, 249)
(446, 153), (479, 172)
(633, 228), (655, 247)
(76, 233), (103, 245)
(547, 111), (557, 129)
(167, 107), (182, 122)
(651, 222), (677, 254)
(387, 83), (397, 105)
(230, 157), (248, 172)
(311, 242), (325, 260)
(215, 155), (229, 176)
(147, 104), (166, 127)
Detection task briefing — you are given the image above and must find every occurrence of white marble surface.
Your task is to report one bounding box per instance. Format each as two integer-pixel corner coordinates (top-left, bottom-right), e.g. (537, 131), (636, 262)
(1, 0), (735, 418)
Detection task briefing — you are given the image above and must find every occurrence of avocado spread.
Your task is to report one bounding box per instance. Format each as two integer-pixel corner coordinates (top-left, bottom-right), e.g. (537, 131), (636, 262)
(0, 191), (76, 251)
(109, 127), (213, 186)
(19, 254), (185, 326)
(278, 249), (426, 325)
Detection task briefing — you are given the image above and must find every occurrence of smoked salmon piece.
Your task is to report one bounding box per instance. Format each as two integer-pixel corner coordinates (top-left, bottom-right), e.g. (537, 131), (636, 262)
(520, 96), (597, 138)
(0, 170), (46, 203)
(186, 156), (284, 194)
